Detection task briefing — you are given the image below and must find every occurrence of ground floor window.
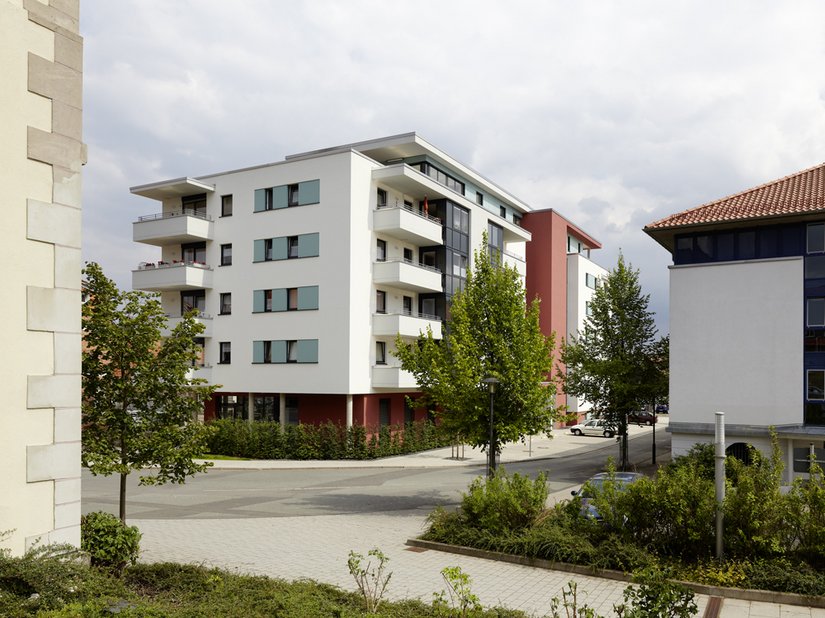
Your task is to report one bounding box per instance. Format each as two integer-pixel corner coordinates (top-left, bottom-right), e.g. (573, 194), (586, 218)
(379, 398), (391, 427)
(793, 445), (825, 473)
(254, 395), (278, 422)
(216, 395), (247, 420)
(286, 397), (299, 424)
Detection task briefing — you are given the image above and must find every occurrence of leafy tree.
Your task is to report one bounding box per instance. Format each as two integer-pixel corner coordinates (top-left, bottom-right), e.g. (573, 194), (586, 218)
(559, 255), (666, 469)
(395, 241), (557, 459)
(82, 262), (218, 521)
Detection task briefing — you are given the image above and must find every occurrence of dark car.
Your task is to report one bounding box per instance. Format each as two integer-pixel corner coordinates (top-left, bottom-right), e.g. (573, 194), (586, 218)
(655, 404), (669, 414)
(571, 472), (644, 521)
(627, 411), (657, 426)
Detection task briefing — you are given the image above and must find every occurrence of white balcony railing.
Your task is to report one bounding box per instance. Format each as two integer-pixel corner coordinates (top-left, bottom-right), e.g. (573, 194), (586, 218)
(132, 261), (213, 291)
(373, 258), (442, 293)
(373, 311), (443, 339)
(372, 364), (418, 389)
(133, 209), (213, 246)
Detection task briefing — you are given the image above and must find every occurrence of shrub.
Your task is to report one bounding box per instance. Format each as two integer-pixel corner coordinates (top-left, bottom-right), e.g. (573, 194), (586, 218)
(81, 511), (141, 573)
(460, 469), (548, 535)
(615, 567), (697, 618)
(786, 460), (825, 566)
(743, 557), (825, 596)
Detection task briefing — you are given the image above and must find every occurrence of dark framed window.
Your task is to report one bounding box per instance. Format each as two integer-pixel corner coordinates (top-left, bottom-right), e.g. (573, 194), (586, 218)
(476, 192), (483, 206)
(513, 213), (522, 227)
(404, 399), (415, 424)
(585, 273), (598, 289)
(418, 162), (464, 194)
(288, 183), (299, 207)
(220, 243), (232, 266)
(377, 188), (388, 208)
(808, 369), (825, 401)
(376, 341), (387, 365)
(264, 238), (273, 261)
(182, 193), (206, 217)
(287, 340), (298, 363)
(264, 289), (273, 312)
(808, 298), (825, 327)
(377, 239), (387, 262)
(488, 221), (504, 264)
(182, 241), (206, 264)
(379, 398), (391, 427)
(287, 288), (298, 311)
(403, 296), (412, 315)
(221, 194), (233, 217)
(219, 342), (231, 364)
(286, 397), (299, 424)
(499, 206), (506, 218)
(403, 247), (413, 262)
(181, 290), (205, 314)
(253, 395), (277, 422)
(809, 223), (825, 254)
(254, 180), (320, 212)
(376, 290), (386, 314)
(288, 236), (299, 258)
(219, 292), (231, 315)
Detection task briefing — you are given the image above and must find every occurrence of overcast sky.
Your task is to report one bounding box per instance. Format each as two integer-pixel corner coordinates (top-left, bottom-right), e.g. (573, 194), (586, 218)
(80, 1), (825, 333)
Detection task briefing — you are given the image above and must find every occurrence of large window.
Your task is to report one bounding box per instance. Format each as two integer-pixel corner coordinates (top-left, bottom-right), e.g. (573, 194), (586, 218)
(418, 162), (464, 194)
(808, 223), (825, 254)
(488, 221), (504, 264)
(253, 339), (319, 364)
(376, 239), (387, 262)
(219, 292), (232, 315)
(674, 224), (804, 265)
(376, 341), (387, 365)
(808, 370), (825, 401)
(182, 193), (206, 217)
(219, 342), (231, 364)
(377, 188), (388, 208)
(182, 241), (206, 264)
(253, 286), (319, 312)
(254, 233), (320, 262)
(254, 180), (320, 212)
(808, 298), (825, 327)
(376, 290), (386, 314)
(585, 273), (598, 289)
(180, 290), (205, 314)
(253, 395), (277, 422)
(220, 243), (232, 266)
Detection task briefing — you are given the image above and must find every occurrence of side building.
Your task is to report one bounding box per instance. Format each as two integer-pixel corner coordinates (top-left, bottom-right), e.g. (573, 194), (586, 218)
(1, 0), (84, 553)
(645, 162), (825, 482)
(130, 133), (603, 427)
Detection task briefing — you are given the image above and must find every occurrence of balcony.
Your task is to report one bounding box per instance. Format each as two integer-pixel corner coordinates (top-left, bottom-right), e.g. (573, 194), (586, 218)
(373, 311), (443, 339)
(132, 261), (213, 291)
(372, 364), (418, 389)
(503, 250), (527, 277)
(133, 210), (214, 246)
(373, 258), (442, 293)
(373, 205), (443, 246)
(186, 364), (212, 383)
(162, 313), (213, 338)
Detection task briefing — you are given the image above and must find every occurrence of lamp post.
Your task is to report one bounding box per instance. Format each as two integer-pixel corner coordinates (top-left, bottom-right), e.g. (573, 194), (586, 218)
(482, 377), (500, 478)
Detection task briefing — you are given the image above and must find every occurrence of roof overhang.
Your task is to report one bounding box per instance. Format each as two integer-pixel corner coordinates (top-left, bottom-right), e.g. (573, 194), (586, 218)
(130, 177), (216, 201)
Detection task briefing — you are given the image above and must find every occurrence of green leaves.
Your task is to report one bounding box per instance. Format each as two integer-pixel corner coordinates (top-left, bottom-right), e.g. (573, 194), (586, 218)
(395, 239), (557, 451)
(81, 262), (218, 519)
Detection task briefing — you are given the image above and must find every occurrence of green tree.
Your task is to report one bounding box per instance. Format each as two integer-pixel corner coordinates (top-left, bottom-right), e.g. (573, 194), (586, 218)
(559, 255), (666, 470)
(395, 241), (557, 459)
(82, 262), (218, 521)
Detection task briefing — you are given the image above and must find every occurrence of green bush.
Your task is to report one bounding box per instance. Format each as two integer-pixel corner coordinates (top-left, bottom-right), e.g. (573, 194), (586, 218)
(460, 469), (548, 535)
(206, 419), (452, 460)
(81, 511), (141, 573)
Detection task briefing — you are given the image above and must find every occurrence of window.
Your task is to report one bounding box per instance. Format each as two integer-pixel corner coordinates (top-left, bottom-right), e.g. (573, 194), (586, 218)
(377, 188), (388, 208)
(220, 243), (232, 266)
(263, 340), (272, 363)
(286, 397), (299, 424)
(376, 341), (387, 365)
(254, 339), (318, 364)
(808, 370), (825, 400)
(264, 238), (273, 261)
(488, 221), (504, 264)
(288, 236), (299, 258)
(585, 301), (593, 317)
(809, 298), (825, 327)
(809, 224), (825, 254)
(253, 395), (277, 422)
(585, 273), (598, 289)
(499, 206), (506, 218)
(253, 286), (318, 312)
(379, 398), (391, 427)
(182, 193), (206, 217)
(254, 180), (320, 212)
(181, 290), (205, 314)
(219, 342), (231, 364)
(376, 290), (386, 314)
(254, 233), (320, 262)
(403, 296), (412, 315)
(221, 194), (233, 217)
(421, 249), (437, 268)
(513, 213), (522, 227)
(376, 239), (387, 262)
(220, 293), (232, 315)
(418, 162), (465, 194)
(421, 297), (436, 318)
(404, 399), (415, 424)
(287, 340), (298, 363)
(403, 247), (413, 262)
(182, 241), (206, 264)
(476, 192), (483, 206)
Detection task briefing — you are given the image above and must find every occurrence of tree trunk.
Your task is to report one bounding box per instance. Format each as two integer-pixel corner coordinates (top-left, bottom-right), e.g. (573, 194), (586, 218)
(119, 472), (127, 522)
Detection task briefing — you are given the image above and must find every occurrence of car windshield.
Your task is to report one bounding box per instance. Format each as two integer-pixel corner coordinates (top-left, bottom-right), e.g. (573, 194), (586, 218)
(579, 477), (637, 499)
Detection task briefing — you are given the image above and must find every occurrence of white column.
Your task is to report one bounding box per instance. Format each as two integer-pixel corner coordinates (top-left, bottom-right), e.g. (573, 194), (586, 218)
(247, 393), (254, 423)
(785, 439), (794, 484)
(346, 394), (353, 428)
(279, 393), (287, 427)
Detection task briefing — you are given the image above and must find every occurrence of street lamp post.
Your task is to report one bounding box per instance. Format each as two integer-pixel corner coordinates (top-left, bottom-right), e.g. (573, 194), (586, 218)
(482, 377), (500, 478)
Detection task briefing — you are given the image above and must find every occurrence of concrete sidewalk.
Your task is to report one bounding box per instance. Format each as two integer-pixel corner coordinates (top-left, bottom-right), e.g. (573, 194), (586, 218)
(133, 416), (823, 616)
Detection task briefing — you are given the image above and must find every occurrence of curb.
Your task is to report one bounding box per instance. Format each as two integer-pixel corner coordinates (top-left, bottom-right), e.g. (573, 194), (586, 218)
(404, 538), (825, 609)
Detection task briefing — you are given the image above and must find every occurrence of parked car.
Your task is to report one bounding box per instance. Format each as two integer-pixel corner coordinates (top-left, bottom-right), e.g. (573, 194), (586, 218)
(571, 471), (645, 521)
(655, 404), (669, 414)
(627, 411), (657, 426)
(569, 419), (615, 438)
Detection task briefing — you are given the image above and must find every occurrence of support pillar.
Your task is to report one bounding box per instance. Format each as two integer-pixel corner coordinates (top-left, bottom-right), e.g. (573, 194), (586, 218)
(346, 394), (353, 428)
(279, 393), (287, 428)
(247, 393), (254, 424)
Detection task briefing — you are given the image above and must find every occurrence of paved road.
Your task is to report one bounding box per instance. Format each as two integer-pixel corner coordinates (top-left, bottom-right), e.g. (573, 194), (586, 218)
(82, 425), (670, 519)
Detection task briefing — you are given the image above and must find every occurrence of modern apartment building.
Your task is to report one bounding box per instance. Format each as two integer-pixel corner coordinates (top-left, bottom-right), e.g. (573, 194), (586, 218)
(130, 134), (604, 427)
(645, 162), (825, 481)
(1, 0), (84, 553)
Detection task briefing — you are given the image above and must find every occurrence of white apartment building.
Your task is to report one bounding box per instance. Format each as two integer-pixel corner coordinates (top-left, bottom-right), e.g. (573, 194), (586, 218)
(131, 134), (603, 427)
(1, 0), (84, 554)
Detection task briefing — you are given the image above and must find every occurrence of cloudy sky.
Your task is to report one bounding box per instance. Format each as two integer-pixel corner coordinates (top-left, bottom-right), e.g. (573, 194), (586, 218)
(80, 1), (825, 333)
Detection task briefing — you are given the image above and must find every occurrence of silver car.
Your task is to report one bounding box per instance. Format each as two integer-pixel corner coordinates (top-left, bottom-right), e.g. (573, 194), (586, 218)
(569, 418), (615, 438)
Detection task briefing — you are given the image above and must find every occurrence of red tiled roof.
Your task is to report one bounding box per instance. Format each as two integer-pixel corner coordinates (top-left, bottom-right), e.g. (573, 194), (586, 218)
(645, 162), (825, 230)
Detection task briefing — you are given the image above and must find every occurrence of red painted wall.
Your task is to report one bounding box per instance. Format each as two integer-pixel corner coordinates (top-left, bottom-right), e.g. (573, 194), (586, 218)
(295, 394), (347, 425)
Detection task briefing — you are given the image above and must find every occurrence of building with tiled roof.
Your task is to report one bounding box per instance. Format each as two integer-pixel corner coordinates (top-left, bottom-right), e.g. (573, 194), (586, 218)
(645, 162), (825, 482)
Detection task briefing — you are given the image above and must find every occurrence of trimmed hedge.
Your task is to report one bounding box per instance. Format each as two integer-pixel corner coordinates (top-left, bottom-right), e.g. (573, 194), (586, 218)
(206, 419), (453, 460)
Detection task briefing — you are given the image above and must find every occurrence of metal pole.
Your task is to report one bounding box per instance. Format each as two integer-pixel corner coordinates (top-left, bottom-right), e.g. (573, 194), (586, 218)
(714, 411), (725, 560)
(488, 387), (495, 477)
(652, 409), (657, 465)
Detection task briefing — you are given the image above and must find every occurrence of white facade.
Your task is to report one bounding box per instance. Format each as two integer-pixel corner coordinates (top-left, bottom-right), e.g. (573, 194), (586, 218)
(565, 252), (608, 414)
(1, 0), (84, 554)
(131, 134), (538, 422)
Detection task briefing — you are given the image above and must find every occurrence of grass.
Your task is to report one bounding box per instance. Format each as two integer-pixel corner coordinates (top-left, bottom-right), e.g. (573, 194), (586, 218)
(198, 453), (251, 461)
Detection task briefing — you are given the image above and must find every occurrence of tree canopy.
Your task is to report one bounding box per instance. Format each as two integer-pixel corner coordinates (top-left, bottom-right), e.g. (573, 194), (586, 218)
(82, 262), (218, 521)
(395, 242), (557, 455)
(559, 254), (667, 469)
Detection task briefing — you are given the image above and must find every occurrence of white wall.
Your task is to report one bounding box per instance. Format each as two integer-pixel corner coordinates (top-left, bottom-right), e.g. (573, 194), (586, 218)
(670, 257), (803, 429)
